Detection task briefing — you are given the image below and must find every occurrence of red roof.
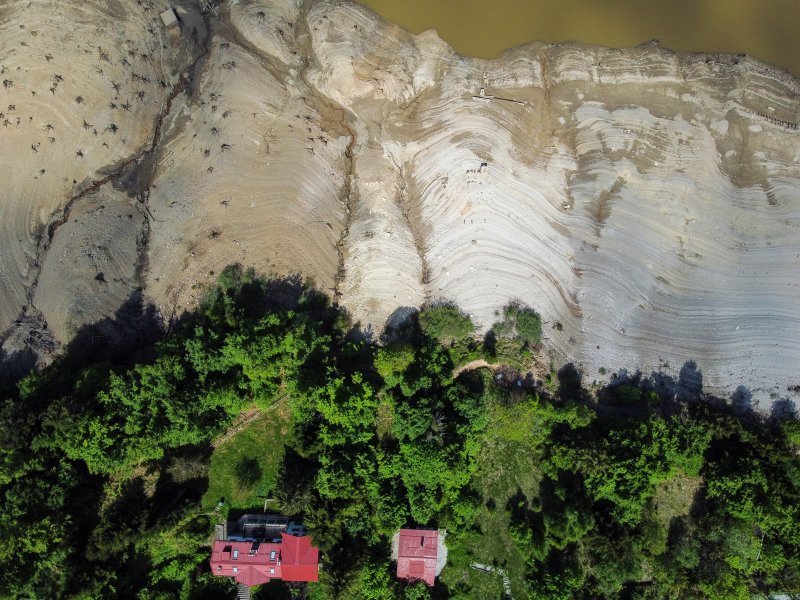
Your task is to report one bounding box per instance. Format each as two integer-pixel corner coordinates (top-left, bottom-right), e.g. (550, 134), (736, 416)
(396, 529), (438, 586)
(276, 532), (320, 582)
(210, 533), (319, 587)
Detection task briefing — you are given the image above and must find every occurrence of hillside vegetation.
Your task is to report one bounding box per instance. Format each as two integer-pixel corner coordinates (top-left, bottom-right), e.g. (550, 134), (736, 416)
(1, 266), (798, 599)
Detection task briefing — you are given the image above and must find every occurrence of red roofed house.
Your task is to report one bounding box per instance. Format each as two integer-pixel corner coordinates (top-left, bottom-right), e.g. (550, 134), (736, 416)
(392, 528), (448, 587)
(210, 515), (319, 589)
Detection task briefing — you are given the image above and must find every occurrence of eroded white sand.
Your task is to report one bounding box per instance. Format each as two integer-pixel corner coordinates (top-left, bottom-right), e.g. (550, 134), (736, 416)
(1, 0), (798, 406)
(304, 1), (800, 404)
(145, 39), (350, 315)
(33, 185), (145, 343)
(0, 0), (198, 340)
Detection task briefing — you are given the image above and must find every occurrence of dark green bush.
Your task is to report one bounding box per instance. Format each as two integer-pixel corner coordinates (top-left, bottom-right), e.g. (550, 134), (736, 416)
(493, 301), (542, 347)
(418, 303), (475, 343)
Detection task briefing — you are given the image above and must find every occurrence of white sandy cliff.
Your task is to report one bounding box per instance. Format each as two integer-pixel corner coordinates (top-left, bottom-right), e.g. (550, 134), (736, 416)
(1, 0), (798, 406)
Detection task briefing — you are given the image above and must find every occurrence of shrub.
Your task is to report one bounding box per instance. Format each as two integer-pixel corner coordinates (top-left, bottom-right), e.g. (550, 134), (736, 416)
(375, 343), (415, 386)
(418, 304), (474, 343)
(494, 302), (542, 347)
(514, 307), (542, 346)
(783, 416), (800, 448)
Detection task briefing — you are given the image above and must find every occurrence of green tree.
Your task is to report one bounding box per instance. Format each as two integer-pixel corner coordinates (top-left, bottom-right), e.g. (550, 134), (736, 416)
(493, 302), (542, 347)
(418, 304), (474, 343)
(375, 343), (415, 388)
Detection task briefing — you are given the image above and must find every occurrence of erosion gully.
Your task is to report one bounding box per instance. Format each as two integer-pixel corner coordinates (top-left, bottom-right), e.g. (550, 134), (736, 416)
(8, 5), (216, 355)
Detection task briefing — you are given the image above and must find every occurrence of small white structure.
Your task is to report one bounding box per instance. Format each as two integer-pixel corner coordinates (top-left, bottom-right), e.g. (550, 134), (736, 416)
(471, 70), (526, 106)
(160, 8), (179, 28)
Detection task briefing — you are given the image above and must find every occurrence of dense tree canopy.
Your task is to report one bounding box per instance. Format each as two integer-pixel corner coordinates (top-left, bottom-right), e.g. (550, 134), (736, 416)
(0, 266), (798, 599)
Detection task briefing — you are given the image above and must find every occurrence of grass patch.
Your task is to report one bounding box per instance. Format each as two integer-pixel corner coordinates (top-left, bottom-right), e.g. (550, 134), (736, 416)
(652, 471), (703, 528)
(440, 530), (508, 599)
(492, 337), (533, 371)
(477, 391), (546, 500)
(442, 381), (544, 598)
(202, 403), (293, 511)
(375, 398), (395, 440)
(447, 337), (486, 367)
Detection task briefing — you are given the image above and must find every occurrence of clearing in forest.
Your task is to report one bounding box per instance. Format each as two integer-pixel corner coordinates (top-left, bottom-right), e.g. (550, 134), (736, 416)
(202, 403), (293, 512)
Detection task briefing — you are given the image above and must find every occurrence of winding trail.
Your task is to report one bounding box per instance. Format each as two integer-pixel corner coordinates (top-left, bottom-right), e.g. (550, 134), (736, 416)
(452, 358), (495, 378)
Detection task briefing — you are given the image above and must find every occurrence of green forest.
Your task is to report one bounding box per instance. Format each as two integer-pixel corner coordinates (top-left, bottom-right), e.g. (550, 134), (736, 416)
(1, 266), (799, 599)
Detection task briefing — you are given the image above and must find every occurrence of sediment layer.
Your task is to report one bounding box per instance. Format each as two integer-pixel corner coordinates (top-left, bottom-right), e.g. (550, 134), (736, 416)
(1, 0), (798, 406)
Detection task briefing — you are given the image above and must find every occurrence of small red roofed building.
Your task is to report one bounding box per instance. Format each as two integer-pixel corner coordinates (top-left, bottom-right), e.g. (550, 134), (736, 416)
(392, 528), (448, 587)
(210, 514), (319, 588)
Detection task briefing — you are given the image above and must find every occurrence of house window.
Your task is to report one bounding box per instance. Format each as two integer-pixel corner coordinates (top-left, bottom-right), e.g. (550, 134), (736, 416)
(270, 550), (276, 561)
(232, 549), (239, 560)
(270, 568), (275, 574)
(233, 567), (238, 574)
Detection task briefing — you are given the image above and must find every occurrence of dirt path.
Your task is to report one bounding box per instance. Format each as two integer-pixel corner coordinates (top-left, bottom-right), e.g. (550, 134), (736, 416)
(211, 407), (263, 448)
(211, 392), (292, 448)
(452, 358), (496, 378)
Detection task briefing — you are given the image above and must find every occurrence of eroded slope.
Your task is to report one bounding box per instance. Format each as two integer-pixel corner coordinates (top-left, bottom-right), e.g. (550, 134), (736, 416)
(2, 0), (798, 406)
(0, 0), (202, 356)
(305, 1), (800, 403)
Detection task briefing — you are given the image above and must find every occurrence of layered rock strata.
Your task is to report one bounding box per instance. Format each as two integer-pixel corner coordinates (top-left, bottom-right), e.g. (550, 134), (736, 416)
(0, 0), (203, 352)
(1, 0), (798, 406)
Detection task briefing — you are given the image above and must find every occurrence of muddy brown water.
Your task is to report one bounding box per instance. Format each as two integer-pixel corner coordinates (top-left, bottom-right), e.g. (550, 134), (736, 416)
(358, 0), (800, 77)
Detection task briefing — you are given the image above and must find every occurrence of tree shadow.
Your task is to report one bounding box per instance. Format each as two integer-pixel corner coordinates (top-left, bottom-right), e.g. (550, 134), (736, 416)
(346, 320), (374, 343)
(2, 285), (166, 393)
(234, 456), (263, 489)
(85, 476), (150, 561)
(64, 288), (163, 368)
(601, 360), (777, 422)
(380, 305), (419, 345)
(0, 310), (57, 389)
(272, 447), (317, 520)
(146, 444), (213, 529)
(730, 385), (753, 415)
(483, 329), (497, 358)
(506, 488), (538, 528)
(0, 344), (38, 391)
(556, 362), (584, 402)
(631, 360), (705, 405)
(580, 359), (798, 442)
(677, 360), (704, 400)
(252, 580), (294, 599)
(770, 397), (797, 421)
(430, 579), (452, 599)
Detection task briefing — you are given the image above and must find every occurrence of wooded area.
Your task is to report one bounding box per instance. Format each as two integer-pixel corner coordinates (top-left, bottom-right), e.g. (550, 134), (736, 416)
(1, 266), (798, 599)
